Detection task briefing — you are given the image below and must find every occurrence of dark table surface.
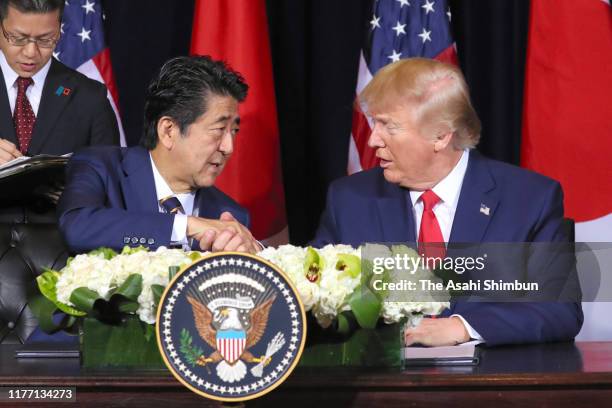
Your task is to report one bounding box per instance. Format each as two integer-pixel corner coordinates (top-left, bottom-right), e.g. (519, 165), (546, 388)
(1, 342), (612, 407)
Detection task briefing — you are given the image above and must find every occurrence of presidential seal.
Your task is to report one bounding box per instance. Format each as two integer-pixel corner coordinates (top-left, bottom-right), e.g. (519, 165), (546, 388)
(156, 252), (307, 402)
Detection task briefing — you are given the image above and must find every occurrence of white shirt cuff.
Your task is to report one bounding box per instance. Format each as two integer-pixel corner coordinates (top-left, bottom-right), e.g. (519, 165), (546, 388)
(171, 214), (188, 243)
(451, 314), (484, 342)
(255, 239), (266, 252)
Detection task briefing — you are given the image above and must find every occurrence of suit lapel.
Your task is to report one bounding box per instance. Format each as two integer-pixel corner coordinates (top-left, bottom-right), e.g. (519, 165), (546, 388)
(195, 187), (229, 220)
(0, 67), (16, 144)
(449, 151), (499, 243)
(119, 146), (159, 213)
(190, 189), (214, 250)
(29, 59), (75, 154)
(376, 180), (416, 243)
(194, 188), (212, 218)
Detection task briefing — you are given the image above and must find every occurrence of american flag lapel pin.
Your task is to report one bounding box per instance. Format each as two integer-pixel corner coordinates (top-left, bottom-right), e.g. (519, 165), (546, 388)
(480, 204), (490, 216)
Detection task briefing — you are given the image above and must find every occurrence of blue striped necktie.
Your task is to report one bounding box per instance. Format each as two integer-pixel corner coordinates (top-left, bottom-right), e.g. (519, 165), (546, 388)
(159, 196), (184, 214)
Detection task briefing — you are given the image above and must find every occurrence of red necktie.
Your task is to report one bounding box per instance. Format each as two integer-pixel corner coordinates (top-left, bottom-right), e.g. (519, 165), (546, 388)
(13, 77), (36, 154)
(418, 189), (446, 260)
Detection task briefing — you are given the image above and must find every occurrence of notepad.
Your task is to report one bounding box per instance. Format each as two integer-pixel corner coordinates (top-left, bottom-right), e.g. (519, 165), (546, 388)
(0, 153), (72, 174)
(402, 340), (481, 366)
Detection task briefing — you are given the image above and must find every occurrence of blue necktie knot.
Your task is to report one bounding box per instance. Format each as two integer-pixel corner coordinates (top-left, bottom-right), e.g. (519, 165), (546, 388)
(160, 196), (184, 214)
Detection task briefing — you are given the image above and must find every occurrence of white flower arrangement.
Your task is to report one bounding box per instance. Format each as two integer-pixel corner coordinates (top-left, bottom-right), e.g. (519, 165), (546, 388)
(365, 243), (449, 324)
(259, 244), (362, 328)
(55, 247), (197, 324)
(46, 244), (448, 329)
(258, 244), (449, 329)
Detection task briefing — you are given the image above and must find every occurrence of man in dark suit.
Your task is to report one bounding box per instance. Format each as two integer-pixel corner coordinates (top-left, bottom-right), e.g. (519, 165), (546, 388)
(313, 58), (582, 346)
(58, 55), (260, 254)
(0, 0), (118, 164)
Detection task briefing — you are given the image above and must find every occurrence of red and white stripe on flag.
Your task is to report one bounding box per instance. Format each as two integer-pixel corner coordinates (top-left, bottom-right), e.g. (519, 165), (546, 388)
(76, 49), (126, 147)
(348, 0), (458, 174)
(217, 336), (246, 364)
(56, 0), (126, 146)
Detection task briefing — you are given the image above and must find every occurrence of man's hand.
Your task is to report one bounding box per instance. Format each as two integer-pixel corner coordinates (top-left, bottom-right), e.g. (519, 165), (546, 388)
(404, 317), (470, 347)
(0, 139), (23, 165)
(187, 212), (260, 254)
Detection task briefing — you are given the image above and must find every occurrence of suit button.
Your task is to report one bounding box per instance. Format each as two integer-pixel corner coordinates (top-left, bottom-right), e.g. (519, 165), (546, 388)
(131, 237), (138, 244)
(7, 321), (15, 329)
(124, 236), (130, 244)
(139, 237), (146, 244)
(148, 238), (155, 245)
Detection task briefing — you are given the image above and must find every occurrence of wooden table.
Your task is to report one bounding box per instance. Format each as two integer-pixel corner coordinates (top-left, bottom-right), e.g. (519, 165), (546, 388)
(1, 342), (612, 407)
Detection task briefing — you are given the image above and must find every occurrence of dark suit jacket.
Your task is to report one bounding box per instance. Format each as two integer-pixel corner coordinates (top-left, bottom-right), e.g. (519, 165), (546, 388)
(57, 146), (249, 253)
(0, 58), (119, 154)
(312, 151), (583, 345)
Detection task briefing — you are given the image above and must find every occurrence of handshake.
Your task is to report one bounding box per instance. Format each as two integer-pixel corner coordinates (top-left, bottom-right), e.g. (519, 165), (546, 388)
(186, 211), (261, 254)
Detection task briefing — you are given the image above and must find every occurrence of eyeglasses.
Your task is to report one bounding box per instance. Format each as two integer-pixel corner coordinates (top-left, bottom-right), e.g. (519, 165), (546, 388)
(1, 23), (59, 49)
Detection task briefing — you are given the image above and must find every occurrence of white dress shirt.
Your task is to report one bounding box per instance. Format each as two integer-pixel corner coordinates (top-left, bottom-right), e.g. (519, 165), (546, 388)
(150, 154), (263, 252)
(409, 149), (483, 341)
(0, 50), (52, 116)
(150, 154), (195, 248)
(409, 149), (469, 243)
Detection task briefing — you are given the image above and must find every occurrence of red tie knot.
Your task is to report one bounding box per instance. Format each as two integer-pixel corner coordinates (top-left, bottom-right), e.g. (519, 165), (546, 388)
(420, 189), (441, 211)
(17, 77), (34, 90)
(16, 77), (33, 92)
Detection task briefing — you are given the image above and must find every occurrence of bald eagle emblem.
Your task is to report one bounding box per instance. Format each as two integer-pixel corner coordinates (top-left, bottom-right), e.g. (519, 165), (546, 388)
(185, 273), (286, 383)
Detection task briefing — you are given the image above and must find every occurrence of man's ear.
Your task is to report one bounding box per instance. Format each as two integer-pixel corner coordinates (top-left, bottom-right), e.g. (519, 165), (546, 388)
(433, 131), (454, 152)
(156, 116), (179, 149)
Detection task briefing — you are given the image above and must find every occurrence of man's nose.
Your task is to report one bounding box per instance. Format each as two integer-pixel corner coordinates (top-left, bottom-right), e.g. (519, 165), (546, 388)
(219, 130), (234, 155)
(21, 42), (39, 59)
(368, 124), (384, 148)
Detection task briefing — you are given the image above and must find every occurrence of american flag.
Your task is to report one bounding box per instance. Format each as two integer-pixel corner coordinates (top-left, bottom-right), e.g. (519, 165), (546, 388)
(348, 0), (457, 174)
(54, 0), (125, 146)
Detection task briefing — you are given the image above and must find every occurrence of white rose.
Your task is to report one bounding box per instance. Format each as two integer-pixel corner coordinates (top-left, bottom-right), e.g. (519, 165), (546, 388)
(294, 281), (319, 311)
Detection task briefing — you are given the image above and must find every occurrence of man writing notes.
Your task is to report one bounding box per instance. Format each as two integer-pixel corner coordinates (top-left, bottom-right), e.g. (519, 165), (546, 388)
(58, 55), (259, 254)
(0, 0), (118, 164)
(313, 58), (582, 346)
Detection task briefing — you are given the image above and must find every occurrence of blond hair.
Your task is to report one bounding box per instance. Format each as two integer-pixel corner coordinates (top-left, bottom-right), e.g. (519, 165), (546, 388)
(358, 58), (481, 149)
